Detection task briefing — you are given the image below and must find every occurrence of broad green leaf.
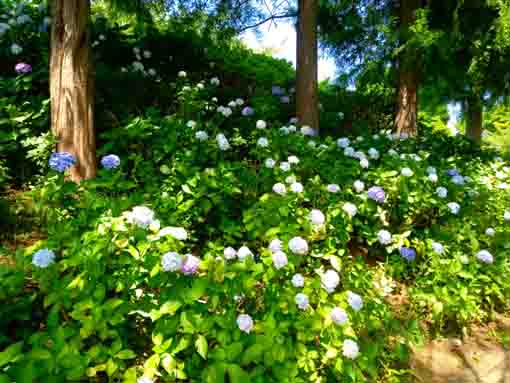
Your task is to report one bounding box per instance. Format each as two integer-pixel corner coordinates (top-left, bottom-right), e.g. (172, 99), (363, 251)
(195, 335), (208, 359)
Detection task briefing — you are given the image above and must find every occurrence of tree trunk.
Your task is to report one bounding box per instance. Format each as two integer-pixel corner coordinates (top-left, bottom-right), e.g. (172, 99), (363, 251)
(465, 96), (482, 144)
(50, 0), (96, 182)
(394, 0), (421, 137)
(296, 0), (319, 132)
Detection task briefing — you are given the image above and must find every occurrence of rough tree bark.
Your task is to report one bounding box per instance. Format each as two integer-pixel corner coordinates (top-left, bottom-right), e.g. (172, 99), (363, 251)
(465, 95), (482, 144)
(50, 0), (96, 181)
(296, 0), (319, 132)
(394, 0), (421, 137)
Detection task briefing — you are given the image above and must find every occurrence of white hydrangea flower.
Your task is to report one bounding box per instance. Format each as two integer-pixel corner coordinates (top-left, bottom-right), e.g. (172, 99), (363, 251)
(447, 202), (460, 215)
(347, 291), (363, 311)
(427, 166), (437, 174)
(354, 151), (366, 160)
(273, 183), (287, 195)
(178, 70), (187, 77)
(343, 202), (357, 218)
(216, 133), (230, 150)
(158, 227), (188, 240)
(378, 230), (392, 245)
(10, 43), (22, 55)
(265, 158), (276, 168)
(143, 50), (152, 58)
(372, 134), (380, 140)
(289, 117), (298, 124)
(295, 293), (309, 310)
(356, 136), (364, 142)
(290, 182), (304, 193)
(436, 187), (448, 198)
(280, 162), (291, 172)
(272, 251), (288, 269)
(308, 140), (317, 148)
(360, 158), (369, 168)
(288, 125), (297, 133)
(237, 246), (254, 261)
(485, 228), (495, 236)
(344, 147), (355, 157)
(195, 130), (208, 141)
(368, 148), (379, 159)
(210, 77), (220, 86)
(300, 125), (315, 136)
(291, 273), (305, 287)
(280, 126), (290, 135)
(237, 314), (254, 333)
(428, 174), (438, 183)
(126, 206), (156, 228)
(288, 237), (309, 255)
(256, 120), (267, 129)
(476, 250), (493, 264)
(223, 247), (237, 260)
(321, 269), (340, 293)
(327, 184), (340, 193)
(32, 248), (55, 268)
(285, 175), (297, 184)
(186, 120), (196, 128)
(353, 180), (365, 193)
(268, 239), (283, 253)
(432, 242), (444, 254)
(388, 149), (398, 157)
(161, 252), (183, 272)
(132, 61), (144, 72)
(257, 137), (269, 148)
(401, 167), (414, 177)
(137, 376), (154, 383)
(504, 211), (510, 221)
(235, 98), (244, 106)
(330, 307), (348, 325)
(309, 209), (325, 226)
(342, 339), (359, 359)
(228, 100), (237, 108)
(288, 155), (299, 164)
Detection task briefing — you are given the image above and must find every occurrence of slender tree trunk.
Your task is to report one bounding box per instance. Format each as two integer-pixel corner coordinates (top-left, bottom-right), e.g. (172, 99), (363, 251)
(465, 95), (482, 144)
(50, 0), (96, 182)
(394, 0), (421, 136)
(296, 0), (319, 132)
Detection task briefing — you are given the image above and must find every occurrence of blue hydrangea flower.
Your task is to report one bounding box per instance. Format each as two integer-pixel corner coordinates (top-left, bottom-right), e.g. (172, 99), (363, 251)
(32, 248), (55, 268)
(447, 168), (460, 177)
(100, 154), (120, 170)
(49, 152), (76, 172)
(400, 247), (416, 262)
(367, 186), (386, 203)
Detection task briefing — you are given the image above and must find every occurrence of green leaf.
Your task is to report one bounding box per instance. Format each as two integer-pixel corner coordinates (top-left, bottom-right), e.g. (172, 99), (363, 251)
(0, 341), (23, 367)
(161, 353), (176, 374)
(227, 364), (250, 383)
(106, 358), (118, 377)
(0, 374), (11, 383)
(241, 343), (265, 365)
(195, 335), (208, 359)
(116, 350), (136, 360)
(29, 348), (52, 360)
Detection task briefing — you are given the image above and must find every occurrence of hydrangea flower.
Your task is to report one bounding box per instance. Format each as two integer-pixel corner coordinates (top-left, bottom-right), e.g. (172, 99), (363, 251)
(217, 106), (232, 117)
(237, 314), (254, 333)
(342, 339), (359, 359)
(280, 96), (290, 103)
(288, 125), (297, 133)
(237, 246), (254, 261)
(288, 155), (299, 164)
(368, 148), (380, 159)
(428, 174), (438, 183)
(343, 202), (357, 218)
(327, 184), (340, 193)
(272, 183), (287, 195)
(181, 254), (200, 275)
(289, 117), (298, 124)
(49, 152), (76, 172)
(378, 230), (392, 245)
(447, 202), (460, 215)
(126, 206), (156, 228)
(228, 100), (237, 108)
(263, 158), (276, 169)
(186, 120), (196, 128)
(235, 98), (244, 106)
(137, 377), (154, 383)
(268, 239), (282, 253)
(344, 147), (355, 157)
(504, 211), (510, 221)
(216, 133), (230, 150)
(309, 209), (325, 226)
(10, 43), (22, 55)
(308, 140), (317, 148)
(452, 175), (465, 185)
(401, 167), (414, 177)
(485, 228), (495, 236)
(301, 125), (316, 136)
(162, 252), (183, 272)
(280, 162), (291, 172)
(400, 247), (416, 261)
(436, 187), (448, 198)
(158, 227), (188, 241)
(178, 70), (187, 77)
(295, 293), (309, 310)
(210, 77), (220, 86)
(321, 270), (340, 293)
(257, 137), (269, 148)
(32, 248), (55, 268)
(223, 247), (237, 260)
(476, 250), (493, 264)
(148, 68), (157, 77)
(353, 180), (365, 193)
(427, 166), (437, 175)
(291, 273), (305, 287)
(256, 120), (267, 129)
(367, 186), (386, 203)
(288, 237), (309, 255)
(100, 154), (120, 170)
(279, 126), (290, 135)
(0, 23), (10, 35)
(432, 242), (444, 254)
(272, 86), (284, 96)
(196, 130), (208, 141)
(347, 291), (363, 311)
(290, 182), (304, 193)
(330, 307), (348, 325)
(447, 168), (460, 177)
(15, 62), (32, 74)
(360, 158), (369, 168)
(242, 107), (254, 116)
(338, 139), (351, 150)
(272, 251), (288, 269)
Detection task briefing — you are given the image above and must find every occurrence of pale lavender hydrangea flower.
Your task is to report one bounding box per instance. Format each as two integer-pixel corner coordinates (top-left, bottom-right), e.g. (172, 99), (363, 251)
(331, 307), (348, 325)
(100, 154), (120, 169)
(272, 251), (288, 269)
(288, 237), (308, 255)
(161, 252), (183, 272)
(15, 62), (32, 74)
(347, 291), (363, 311)
(237, 314), (254, 333)
(367, 186), (385, 203)
(476, 250), (493, 264)
(321, 270), (340, 293)
(291, 273), (305, 287)
(181, 254), (200, 275)
(342, 339), (359, 359)
(295, 293), (309, 310)
(32, 248), (55, 268)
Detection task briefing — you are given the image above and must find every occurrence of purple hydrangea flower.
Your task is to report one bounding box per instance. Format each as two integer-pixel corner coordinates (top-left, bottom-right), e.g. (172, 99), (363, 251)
(100, 154), (120, 170)
(49, 152), (76, 172)
(367, 186), (386, 203)
(447, 168), (460, 177)
(241, 106), (254, 116)
(181, 254), (200, 275)
(15, 62), (32, 74)
(272, 86), (285, 96)
(400, 247), (416, 262)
